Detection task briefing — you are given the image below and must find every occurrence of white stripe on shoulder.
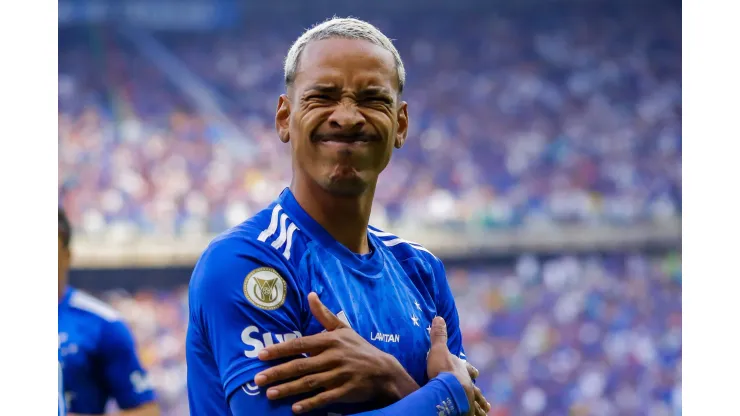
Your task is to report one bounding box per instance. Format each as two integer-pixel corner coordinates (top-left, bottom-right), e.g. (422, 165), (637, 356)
(258, 207), (300, 261)
(271, 213), (290, 250)
(69, 291), (120, 322)
(258, 205), (283, 242)
(367, 228), (389, 237)
(367, 229), (395, 238)
(368, 228), (433, 255)
(283, 223), (299, 260)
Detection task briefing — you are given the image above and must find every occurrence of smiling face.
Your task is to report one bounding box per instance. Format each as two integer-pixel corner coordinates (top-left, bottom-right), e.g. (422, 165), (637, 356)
(276, 37), (409, 197)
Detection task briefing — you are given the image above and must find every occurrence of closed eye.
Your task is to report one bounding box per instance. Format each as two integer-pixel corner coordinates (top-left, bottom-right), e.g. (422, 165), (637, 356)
(307, 94), (333, 101)
(364, 96), (393, 105)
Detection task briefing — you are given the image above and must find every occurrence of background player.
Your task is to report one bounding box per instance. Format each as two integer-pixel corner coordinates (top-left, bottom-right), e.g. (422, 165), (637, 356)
(186, 17), (489, 416)
(58, 208), (161, 416)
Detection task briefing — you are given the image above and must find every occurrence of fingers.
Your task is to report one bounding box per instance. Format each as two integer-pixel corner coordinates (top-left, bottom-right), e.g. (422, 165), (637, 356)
(254, 355), (333, 386)
(429, 316), (448, 348)
(258, 332), (331, 361)
(473, 386), (491, 415)
(307, 292), (347, 331)
(466, 361), (480, 380)
(290, 386), (349, 414)
(474, 400), (486, 416)
(263, 368), (341, 400)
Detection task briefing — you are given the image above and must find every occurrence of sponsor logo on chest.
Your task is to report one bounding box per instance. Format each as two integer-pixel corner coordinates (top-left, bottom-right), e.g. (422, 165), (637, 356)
(369, 332), (400, 343)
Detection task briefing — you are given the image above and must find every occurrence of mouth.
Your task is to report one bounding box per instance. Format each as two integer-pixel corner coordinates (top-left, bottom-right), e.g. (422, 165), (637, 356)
(312, 133), (379, 145)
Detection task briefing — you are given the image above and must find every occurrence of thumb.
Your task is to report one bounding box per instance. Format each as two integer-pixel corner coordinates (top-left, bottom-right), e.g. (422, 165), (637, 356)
(429, 316), (449, 348)
(308, 292), (347, 331)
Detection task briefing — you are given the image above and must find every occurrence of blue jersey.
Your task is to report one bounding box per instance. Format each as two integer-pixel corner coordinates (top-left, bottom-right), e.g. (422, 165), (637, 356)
(187, 188), (466, 415)
(58, 287), (156, 414)
(59, 350), (66, 416)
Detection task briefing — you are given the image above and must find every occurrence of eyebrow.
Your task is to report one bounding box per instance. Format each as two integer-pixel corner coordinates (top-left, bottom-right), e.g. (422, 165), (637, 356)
(305, 85), (342, 94)
(305, 85), (393, 96)
(358, 87), (393, 99)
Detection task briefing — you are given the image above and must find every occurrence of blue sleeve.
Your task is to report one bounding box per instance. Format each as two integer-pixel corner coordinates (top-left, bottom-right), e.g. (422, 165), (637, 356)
(431, 258), (467, 361)
(99, 319), (156, 409)
(228, 381), (320, 416)
(190, 238), (308, 400)
(228, 373), (470, 416)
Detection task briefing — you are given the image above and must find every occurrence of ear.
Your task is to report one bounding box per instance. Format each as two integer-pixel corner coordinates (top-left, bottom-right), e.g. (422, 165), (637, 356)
(275, 94), (291, 143)
(394, 101), (409, 149)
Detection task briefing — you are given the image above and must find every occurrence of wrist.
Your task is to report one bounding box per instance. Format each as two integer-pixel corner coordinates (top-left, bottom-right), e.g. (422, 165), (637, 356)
(378, 352), (420, 403)
(434, 372), (473, 416)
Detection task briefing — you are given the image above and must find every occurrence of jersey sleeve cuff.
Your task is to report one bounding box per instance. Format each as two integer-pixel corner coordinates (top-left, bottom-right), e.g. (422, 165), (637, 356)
(434, 372), (470, 415)
(223, 356), (296, 400)
(223, 362), (271, 399)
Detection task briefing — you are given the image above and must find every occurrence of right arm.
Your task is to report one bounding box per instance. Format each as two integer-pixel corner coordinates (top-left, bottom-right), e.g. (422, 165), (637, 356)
(228, 316), (473, 416)
(229, 372), (469, 416)
(190, 238), (313, 413)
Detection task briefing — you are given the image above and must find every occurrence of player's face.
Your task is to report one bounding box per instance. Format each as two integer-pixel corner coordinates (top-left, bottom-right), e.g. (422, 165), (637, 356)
(276, 38), (409, 197)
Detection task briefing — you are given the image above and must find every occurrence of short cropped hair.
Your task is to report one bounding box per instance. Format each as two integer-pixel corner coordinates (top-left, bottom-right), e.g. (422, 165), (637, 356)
(283, 17), (406, 94)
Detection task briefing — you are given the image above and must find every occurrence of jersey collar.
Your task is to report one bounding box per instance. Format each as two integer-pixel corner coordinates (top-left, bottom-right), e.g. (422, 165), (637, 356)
(277, 188), (385, 277)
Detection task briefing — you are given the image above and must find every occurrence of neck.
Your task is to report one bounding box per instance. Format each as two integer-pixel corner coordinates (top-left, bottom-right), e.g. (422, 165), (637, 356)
(291, 176), (375, 254)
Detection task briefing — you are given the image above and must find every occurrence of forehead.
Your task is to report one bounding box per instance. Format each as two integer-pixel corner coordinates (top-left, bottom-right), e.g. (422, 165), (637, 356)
(294, 38), (398, 93)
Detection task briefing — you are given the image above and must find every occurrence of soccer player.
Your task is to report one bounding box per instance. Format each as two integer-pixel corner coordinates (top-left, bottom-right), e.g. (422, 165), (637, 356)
(186, 17), (490, 416)
(58, 208), (160, 416)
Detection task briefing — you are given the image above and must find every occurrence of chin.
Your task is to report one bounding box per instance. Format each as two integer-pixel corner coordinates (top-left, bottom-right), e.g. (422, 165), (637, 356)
(321, 174), (369, 197)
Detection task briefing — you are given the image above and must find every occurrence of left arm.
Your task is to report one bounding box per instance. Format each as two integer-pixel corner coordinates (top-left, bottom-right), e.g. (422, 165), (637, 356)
(253, 292), (420, 412)
(254, 264), (492, 414)
(430, 257), (490, 413)
(240, 314), (474, 416)
(430, 257), (466, 360)
(99, 320), (160, 416)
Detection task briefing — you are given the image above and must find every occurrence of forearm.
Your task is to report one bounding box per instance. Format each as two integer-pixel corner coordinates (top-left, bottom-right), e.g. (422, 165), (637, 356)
(353, 373), (470, 416)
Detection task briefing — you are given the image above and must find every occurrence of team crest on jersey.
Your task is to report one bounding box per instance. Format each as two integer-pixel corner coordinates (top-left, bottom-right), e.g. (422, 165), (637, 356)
(243, 268), (287, 310)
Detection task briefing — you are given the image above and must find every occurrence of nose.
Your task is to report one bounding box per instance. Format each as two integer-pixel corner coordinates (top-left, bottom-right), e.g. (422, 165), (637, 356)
(327, 100), (366, 132)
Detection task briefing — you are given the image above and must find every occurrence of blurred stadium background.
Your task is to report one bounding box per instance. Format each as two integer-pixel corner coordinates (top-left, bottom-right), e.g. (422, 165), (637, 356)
(58, 0), (681, 414)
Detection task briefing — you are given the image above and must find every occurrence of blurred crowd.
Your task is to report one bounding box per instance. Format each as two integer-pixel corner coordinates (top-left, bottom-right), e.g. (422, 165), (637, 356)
(60, 2), (682, 414)
(58, 1), (681, 240)
(99, 253), (681, 416)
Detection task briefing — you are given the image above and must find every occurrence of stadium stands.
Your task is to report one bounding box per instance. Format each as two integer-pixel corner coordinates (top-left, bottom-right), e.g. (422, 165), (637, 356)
(59, 2), (681, 240)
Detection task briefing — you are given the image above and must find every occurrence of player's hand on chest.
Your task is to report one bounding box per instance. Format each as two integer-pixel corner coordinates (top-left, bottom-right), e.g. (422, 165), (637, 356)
(252, 293), (428, 414)
(324, 296), (432, 358)
(307, 267), (435, 361)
